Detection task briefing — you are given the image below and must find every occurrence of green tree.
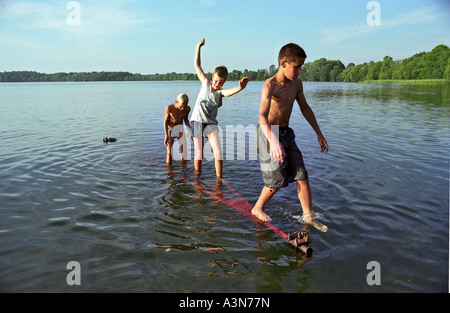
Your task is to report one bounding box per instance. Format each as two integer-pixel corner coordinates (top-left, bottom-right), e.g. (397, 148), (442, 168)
(379, 56), (394, 80)
(365, 61), (380, 80)
(299, 62), (311, 81)
(422, 44), (450, 79)
(269, 64), (277, 76)
(444, 58), (450, 80)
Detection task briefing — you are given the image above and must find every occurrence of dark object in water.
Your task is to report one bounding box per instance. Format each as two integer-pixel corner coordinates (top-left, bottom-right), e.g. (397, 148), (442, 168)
(103, 137), (117, 143)
(286, 227), (313, 257)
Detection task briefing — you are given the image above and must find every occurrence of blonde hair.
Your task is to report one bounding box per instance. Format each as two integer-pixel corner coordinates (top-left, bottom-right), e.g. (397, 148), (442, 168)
(176, 93), (189, 104)
(213, 66), (228, 80)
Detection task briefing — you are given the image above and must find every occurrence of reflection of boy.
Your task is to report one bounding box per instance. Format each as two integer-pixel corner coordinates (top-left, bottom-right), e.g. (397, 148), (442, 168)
(163, 93), (192, 164)
(252, 43), (329, 232)
(191, 38), (249, 179)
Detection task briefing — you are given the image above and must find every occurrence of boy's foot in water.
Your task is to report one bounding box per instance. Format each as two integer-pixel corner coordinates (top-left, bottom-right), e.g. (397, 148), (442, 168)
(303, 212), (328, 232)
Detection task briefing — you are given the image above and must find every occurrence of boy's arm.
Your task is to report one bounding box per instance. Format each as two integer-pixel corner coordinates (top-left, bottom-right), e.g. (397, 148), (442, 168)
(194, 38), (209, 84)
(258, 81), (286, 163)
(183, 107), (193, 142)
(163, 107), (170, 146)
(296, 87), (329, 153)
(221, 77), (249, 97)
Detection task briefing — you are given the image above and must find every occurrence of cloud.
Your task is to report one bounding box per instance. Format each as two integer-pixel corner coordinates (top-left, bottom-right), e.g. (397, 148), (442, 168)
(321, 5), (448, 45)
(321, 23), (373, 45)
(0, 0), (155, 35)
(0, 0), (161, 72)
(382, 6), (447, 27)
(79, 2), (156, 34)
(200, 0), (217, 7)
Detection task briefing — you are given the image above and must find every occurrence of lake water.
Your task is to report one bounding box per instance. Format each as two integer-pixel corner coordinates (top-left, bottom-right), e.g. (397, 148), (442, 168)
(0, 81), (448, 293)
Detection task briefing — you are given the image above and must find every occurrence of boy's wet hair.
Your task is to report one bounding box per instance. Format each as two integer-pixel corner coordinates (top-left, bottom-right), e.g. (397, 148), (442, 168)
(177, 93), (189, 104)
(278, 43), (307, 65)
(214, 66), (228, 80)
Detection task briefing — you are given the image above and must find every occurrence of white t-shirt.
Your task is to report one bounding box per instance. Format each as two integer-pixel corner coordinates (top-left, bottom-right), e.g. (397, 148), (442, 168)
(190, 82), (222, 124)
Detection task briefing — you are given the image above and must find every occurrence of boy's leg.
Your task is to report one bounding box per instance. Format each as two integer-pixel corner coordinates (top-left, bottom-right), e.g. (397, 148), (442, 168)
(207, 131), (223, 179)
(251, 186), (279, 222)
(193, 136), (204, 172)
(297, 180), (313, 215)
(178, 131), (187, 162)
(166, 136), (175, 164)
(297, 180), (328, 232)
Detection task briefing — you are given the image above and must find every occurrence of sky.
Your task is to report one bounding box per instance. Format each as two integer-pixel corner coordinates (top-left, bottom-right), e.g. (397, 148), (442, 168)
(0, 0), (449, 74)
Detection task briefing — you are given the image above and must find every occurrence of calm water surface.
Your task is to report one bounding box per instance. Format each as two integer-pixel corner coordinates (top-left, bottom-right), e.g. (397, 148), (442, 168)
(0, 81), (448, 292)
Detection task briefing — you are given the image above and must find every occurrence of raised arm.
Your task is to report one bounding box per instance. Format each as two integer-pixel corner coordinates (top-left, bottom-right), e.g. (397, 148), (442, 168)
(194, 38), (209, 84)
(296, 86), (328, 153)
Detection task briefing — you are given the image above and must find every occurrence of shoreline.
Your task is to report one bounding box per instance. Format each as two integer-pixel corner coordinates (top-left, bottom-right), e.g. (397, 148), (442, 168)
(1, 78), (449, 85)
(359, 79), (450, 85)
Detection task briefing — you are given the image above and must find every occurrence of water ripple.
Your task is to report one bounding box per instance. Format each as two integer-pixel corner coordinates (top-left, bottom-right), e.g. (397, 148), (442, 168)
(0, 82), (447, 292)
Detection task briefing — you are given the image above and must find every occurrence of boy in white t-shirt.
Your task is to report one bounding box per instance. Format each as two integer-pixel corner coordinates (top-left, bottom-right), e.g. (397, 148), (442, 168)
(191, 38), (249, 179)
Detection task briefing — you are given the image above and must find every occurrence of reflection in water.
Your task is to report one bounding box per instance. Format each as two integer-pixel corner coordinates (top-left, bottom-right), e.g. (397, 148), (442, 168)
(156, 167), (257, 283)
(306, 82), (449, 106)
(156, 162), (314, 291)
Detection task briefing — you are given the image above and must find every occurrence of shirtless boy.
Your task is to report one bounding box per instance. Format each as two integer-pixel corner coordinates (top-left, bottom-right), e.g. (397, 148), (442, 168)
(163, 93), (192, 164)
(251, 43), (329, 232)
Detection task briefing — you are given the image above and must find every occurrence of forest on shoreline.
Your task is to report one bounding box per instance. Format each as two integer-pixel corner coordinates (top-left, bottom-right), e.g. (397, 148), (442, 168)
(1, 44), (449, 83)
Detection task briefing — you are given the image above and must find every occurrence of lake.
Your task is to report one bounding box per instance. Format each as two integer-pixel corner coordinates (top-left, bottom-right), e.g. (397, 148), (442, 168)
(0, 80), (448, 293)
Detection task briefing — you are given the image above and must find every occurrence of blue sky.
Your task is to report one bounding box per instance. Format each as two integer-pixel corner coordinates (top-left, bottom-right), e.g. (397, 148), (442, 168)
(0, 0), (449, 74)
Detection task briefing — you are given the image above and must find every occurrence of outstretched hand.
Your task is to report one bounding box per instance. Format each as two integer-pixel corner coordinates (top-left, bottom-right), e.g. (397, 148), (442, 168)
(239, 76), (249, 89)
(198, 38), (205, 47)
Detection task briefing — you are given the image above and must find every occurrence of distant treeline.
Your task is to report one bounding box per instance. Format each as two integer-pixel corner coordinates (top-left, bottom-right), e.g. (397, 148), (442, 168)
(0, 71), (196, 82)
(0, 69), (275, 83)
(299, 44), (449, 82)
(1, 44), (448, 83)
(330, 44), (450, 82)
